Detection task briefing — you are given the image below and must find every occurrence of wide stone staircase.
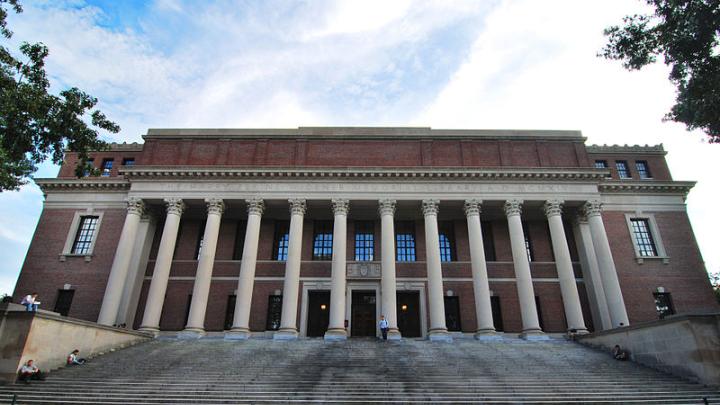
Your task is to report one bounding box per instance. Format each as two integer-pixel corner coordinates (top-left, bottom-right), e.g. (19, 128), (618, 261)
(1, 337), (718, 404)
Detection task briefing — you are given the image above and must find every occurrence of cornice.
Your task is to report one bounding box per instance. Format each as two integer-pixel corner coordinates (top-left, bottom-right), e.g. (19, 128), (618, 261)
(34, 178), (130, 192)
(120, 166), (609, 181)
(598, 181), (695, 196)
(586, 144), (666, 155)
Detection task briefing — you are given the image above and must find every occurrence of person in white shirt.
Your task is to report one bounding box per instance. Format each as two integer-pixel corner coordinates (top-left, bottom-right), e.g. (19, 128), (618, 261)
(20, 293), (39, 312)
(18, 360), (45, 384)
(67, 349), (86, 366)
(378, 315), (389, 340)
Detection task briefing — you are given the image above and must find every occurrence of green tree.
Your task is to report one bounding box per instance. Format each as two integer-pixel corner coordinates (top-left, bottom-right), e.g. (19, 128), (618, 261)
(0, 0), (119, 191)
(600, 0), (720, 142)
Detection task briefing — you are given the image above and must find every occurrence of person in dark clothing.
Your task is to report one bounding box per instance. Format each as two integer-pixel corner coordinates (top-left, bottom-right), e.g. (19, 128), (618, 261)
(18, 360), (45, 384)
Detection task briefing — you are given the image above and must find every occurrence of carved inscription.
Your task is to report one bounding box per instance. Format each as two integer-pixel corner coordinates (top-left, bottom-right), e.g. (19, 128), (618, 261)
(347, 262), (381, 279)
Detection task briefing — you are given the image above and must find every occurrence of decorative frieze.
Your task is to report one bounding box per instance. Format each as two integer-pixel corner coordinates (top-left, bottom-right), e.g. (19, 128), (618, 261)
(331, 198), (349, 216)
(504, 199), (523, 217)
(543, 200), (563, 218)
(346, 262), (381, 279)
(289, 199), (307, 216)
(463, 199), (482, 217)
(378, 199), (396, 216)
(164, 198), (185, 216)
(205, 198), (225, 215)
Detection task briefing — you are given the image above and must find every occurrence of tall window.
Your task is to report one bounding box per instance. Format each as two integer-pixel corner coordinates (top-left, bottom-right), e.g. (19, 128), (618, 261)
(122, 158), (135, 166)
(232, 221), (246, 260)
(101, 159), (113, 177)
(653, 292), (675, 319)
(522, 221), (534, 262)
(273, 221), (290, 261)
(71, 216), (99, 254)
(396, 221), (416, 262)
(594, 160), (608, 169)
(354, 221), (374, 261)
(615, 160), (630, 178)
(481, 221), (496, 261)
(630, 218), (658, 256)
(312, 221), (333, 260)
(636, 160), (652, 179)
(438, 221), (455, 262)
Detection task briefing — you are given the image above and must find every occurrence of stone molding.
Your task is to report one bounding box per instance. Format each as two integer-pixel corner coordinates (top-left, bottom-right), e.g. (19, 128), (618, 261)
(543, 200), (563, 217)
(586, 144), (666, 155)
(583, 200), (603, 217)
(126, 197), (145, 215)
(35, 179), (129, 192)
(422, 199), (440, 216)
(463, 199), (482, 216)
(245, 197), (264, 216)
(205, 198), (225, 215)
(331, 198), (349, 216)
(504, 199), (523, 217)
(378, 199), (396, 216)
(289, 199), (307, 215)
(164, 198), (185, 216)
(598, 181), (695, 197)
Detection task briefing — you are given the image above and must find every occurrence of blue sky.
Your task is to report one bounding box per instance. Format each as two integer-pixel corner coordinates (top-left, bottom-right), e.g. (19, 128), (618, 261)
(1, 0), (718, 295)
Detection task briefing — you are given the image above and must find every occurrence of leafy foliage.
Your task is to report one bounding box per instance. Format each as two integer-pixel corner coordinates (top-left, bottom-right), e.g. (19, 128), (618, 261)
(600, 0), (720, 142)
(0, 0), (119, 191)
(710, 272), (720, 304)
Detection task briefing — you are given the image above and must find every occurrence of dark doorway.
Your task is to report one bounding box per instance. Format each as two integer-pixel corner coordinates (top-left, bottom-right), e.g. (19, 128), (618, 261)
(491, 296), (504, 332)
(54, 290), (75, 316)
(351, 290), (376, 337)
(266, 295), (282, 331)
(306, 290), (330, 337)
(224, 295), (236, 330)
(535, 296), (545, 330)
(397, 291), (421, 337)
(444, 296), (462, 331)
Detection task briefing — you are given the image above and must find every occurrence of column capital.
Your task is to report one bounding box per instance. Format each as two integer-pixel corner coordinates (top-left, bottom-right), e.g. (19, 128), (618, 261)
(504, 199), (523, 217)
(288, 198), (307, 216)
(205, 198), (225, 215)
(378, 199), (396, 216)
(126, 197), (145, 216)
(331, 199), (350, 216)
(543, 200), (564, 218)
(463, 199), (482, 217)
(583, 200), (603, 217)
(164, 198), (185, 216)
(574, 213), (589, 225)
(422, 199), (440, 216)
(245, 197), (265, 216)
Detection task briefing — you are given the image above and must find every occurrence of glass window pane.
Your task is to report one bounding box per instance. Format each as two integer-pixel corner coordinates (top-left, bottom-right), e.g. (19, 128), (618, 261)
(273, 221), (290, 261)
(616, 161), (630, 178)
(71, 216), (99, 254)
(354, 221), (374, 261)
(630, 218), (657, 256)
(313, 221), (333, 260)
(636, 161), (652, 179)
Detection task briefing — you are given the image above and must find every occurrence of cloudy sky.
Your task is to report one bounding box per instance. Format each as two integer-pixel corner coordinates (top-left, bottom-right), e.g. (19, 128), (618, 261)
(1, 0), (718, 295)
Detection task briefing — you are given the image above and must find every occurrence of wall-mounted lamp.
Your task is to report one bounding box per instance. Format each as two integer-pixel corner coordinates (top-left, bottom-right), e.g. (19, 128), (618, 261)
(320, 304), (327, 310)
(401, 304), (408, 311)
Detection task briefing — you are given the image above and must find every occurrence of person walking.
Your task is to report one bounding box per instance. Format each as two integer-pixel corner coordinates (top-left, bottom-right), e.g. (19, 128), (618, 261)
(20, 293), (40, 312)
(378, 315), (389, 340)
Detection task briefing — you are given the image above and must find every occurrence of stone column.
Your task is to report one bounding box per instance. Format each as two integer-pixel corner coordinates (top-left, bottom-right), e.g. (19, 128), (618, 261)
(573, 214), (612, 330)
(180, 199), (225, 338)
(325, 199), (349, 341)
(139, 198), (185, 333)
(274, 199), (306, 340)
(226, 198), (264, 340)
(583, 201), (630, 328)
(504, 199), (545, 339)
(97, 197), (145, 326)
(544, 200), (588, 334)
(464, 199), (500, 340)
(379, 199), (401, 340)
(422, 199), (451, 342)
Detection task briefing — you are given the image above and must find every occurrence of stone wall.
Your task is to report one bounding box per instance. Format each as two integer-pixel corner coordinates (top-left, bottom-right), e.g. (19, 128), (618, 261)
(0, 305), (152, 383)
(577, 314), (720, 386)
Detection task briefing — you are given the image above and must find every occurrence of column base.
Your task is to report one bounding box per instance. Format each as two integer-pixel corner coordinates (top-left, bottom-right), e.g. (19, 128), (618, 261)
(138, 326), (160, 336)
(567, 328), (589, 337)
(387, 328), (402, 341)
(177, 328), (205, 339)
(428, 328), (452, 342)
(520, 329), (550, 341)
(224, 328), (251, 340)
(474, 330), (502, 341)
(323, 328), (347, 341)
(273, 328), (298, 340)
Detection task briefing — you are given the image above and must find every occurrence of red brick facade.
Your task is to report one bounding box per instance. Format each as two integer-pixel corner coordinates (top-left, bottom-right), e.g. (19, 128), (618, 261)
(15, 128), (718, 337)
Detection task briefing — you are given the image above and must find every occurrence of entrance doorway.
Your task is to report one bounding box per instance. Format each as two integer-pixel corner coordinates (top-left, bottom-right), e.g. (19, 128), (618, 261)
(397, 291), (421, 337)
(351, 290), (376, 337)
(306, 291), (330, 337)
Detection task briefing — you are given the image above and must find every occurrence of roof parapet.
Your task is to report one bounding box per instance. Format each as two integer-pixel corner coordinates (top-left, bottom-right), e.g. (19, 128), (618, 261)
(587, 144), (666, 155)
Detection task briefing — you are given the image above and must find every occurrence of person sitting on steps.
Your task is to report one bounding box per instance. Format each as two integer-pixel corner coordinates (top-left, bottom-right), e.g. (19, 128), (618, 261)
(67, 349), (86, 365)
(612, 345), (628, 360)
(17, 360), (45, 384)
